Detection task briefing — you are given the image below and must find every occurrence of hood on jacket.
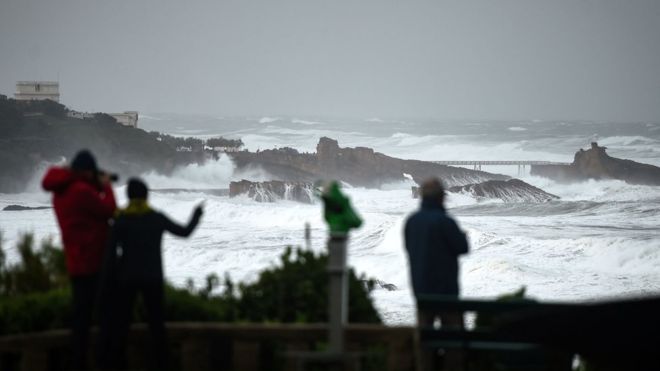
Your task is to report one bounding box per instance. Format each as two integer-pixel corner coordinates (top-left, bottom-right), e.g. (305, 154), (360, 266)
(42, 167), (76, 193)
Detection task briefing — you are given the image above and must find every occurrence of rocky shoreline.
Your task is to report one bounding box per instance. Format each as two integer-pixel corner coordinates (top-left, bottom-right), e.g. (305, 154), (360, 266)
(531, 142), (660, 186)
(229, 137), (509, 188)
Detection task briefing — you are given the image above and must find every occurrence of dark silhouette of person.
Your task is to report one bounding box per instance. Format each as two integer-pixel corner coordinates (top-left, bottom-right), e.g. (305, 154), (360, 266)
(42, 150), (117, 370)
(103, 178), (202, 370)
(404, 178), (469, 371)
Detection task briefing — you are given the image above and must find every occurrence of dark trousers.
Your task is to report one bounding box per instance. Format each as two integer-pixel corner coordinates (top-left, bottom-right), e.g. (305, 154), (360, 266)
(114, 279), (168, 371)
(70, 274), (99, 371)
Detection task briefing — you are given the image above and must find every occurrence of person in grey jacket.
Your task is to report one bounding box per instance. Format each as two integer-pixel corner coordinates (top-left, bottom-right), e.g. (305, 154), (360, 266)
(405, 178), (469, 371)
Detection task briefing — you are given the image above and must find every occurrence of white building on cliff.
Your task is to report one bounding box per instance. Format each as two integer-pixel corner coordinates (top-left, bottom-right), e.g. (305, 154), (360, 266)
(109, 111), (139, 128)
(15, 81), (60, 102)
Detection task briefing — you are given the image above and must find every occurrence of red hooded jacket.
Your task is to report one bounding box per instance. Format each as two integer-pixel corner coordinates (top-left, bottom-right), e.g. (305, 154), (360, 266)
(42, 167), (117, 276)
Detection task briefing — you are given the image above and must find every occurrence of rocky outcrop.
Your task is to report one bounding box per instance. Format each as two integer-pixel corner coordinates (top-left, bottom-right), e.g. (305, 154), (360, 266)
(531, 142), (660, 185)
(362, 279), (398, 292)
(229, 137), (508, 188)
(2, 205), (51, 211)
(229, 180), (315, 203)
(448, 179), (559, 202)
(151, 188), (230, 197)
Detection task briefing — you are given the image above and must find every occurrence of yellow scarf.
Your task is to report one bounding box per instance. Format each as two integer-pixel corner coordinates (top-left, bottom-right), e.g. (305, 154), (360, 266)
(117, 199), (151, 217)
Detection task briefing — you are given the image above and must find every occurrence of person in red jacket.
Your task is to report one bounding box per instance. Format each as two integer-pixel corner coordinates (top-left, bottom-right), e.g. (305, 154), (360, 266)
(42, 149), (117, 371)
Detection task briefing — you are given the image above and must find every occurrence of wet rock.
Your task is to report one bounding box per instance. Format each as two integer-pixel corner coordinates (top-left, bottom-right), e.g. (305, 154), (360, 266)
(363, 279), (398, 292)
(229, 180), (315, 203)
(229, 137), (509, 189)
(3, 205), (52, 211)
(151, 188), (229, 196)
(531, 142), (660, 186)
(448, 179), (559, 202)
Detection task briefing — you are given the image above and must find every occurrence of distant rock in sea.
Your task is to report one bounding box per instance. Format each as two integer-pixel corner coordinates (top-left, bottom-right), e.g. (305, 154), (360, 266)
(412, 179), (559, 202)
(363, 279), (398, 292)
(229, 137), (509, 188)
(229, 180), (315, 203)
(151, 188), (229, 197)
(531, 142), (660, 186)
(3, 205), (52, 211)
(448, 179), (559, 202)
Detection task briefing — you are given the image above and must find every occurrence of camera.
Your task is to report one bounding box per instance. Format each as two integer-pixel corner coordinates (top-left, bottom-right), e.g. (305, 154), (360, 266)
(99, 170), (120, 183)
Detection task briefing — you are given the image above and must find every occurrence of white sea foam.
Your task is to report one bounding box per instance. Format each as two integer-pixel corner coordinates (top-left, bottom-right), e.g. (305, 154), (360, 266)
(2, 119), (660, 326)
(139, 114), (165, 121)
(258, 117), (280, 124)
(291, 118), (324, 125)
(142, 155), (235, 189)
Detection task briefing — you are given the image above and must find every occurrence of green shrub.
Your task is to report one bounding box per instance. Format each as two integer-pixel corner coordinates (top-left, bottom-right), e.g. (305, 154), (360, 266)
(237, 247), (380, 323)
(0, 233), (68, 295)
(0, 288), (71, 334)
(0, 235), (381, 335)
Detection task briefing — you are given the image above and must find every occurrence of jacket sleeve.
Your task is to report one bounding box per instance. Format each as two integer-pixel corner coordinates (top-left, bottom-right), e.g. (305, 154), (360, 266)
(41, 167), (71, 192)
(76, 183), (117, 219)
(160, 211), (201, 237)
(444, 218), (469, 256)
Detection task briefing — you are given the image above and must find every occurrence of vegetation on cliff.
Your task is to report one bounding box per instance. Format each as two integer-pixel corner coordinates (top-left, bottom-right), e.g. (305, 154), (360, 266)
(0, 96), (240, 193)
(0, 233), (380, 335)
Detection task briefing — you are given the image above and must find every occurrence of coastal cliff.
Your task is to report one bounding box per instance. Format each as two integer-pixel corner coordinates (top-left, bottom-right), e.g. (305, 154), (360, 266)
(531, 143), (660, 185)
(0, 97), (239, 193)
(229, 137), (509, 188)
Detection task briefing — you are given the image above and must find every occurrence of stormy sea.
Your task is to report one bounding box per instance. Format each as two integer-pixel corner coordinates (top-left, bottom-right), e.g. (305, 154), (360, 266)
(2, 116), (660, 324)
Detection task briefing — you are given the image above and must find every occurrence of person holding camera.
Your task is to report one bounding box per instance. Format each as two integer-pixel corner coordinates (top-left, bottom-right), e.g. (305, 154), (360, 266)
(42, 149), (117, 370)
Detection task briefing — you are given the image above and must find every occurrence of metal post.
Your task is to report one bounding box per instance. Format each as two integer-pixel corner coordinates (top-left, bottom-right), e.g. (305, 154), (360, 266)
(327, 232), (348, 354)
(304, 222), (311, 250)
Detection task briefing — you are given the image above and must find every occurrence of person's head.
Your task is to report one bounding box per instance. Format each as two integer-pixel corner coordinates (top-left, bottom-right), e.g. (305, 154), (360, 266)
(70, 150), (98, 179)
(421, 178), (445, 206)
(127, 178), (149, 200)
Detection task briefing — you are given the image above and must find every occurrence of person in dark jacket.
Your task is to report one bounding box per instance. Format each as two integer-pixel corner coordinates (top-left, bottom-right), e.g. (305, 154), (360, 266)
(104, 178), (203, 370)
(41, 150), (117, 371)
(404, 178), (469, 371)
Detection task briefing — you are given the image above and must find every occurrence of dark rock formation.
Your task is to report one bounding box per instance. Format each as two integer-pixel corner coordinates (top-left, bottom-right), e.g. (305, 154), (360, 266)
(374, 280), (398, 291)
(362, 279), (398, 292)
(229, 180), (315, 203)
(448, 179), (559, 202)
(151, 188), (229, 197)
(229, 137), (508, 188)
(412, 186), (420, 199)
(412, 179), (557, 202)
(3, 205), (52, 211)
(531, 142), (660, 185)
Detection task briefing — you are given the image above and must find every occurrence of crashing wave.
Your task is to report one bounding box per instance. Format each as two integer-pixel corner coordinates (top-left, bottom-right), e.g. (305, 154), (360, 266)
(229, 180), (315, 203)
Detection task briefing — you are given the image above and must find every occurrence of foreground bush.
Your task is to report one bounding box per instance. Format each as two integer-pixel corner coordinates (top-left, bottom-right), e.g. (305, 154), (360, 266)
(0, 234), (380, 335)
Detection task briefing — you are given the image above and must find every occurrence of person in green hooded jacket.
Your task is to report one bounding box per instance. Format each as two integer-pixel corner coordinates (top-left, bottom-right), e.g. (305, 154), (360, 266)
(100, 178), (203, 370)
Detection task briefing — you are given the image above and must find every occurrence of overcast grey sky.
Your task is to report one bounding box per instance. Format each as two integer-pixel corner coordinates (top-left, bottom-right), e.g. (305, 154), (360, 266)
(1, 0), (659, 121)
